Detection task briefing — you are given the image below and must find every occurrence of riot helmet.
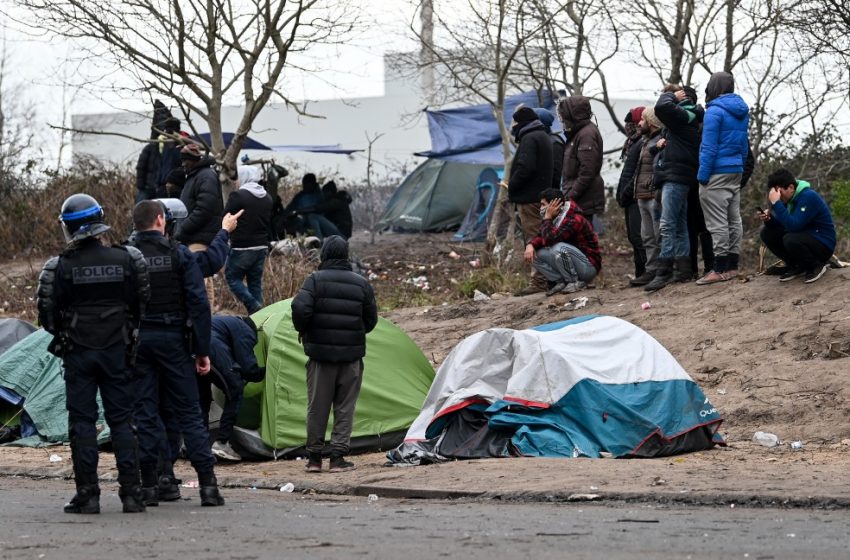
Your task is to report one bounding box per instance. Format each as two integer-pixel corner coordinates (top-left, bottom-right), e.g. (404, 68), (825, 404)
(154, 198), (187, 237)
(59, 194), (110, 243)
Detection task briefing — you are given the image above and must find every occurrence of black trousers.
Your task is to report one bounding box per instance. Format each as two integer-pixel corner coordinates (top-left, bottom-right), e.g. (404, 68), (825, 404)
(64, 344), (139, 485)
(688, 184), (714, 273)
(760, 226), (832, 272)
(624, 203), (646, 276)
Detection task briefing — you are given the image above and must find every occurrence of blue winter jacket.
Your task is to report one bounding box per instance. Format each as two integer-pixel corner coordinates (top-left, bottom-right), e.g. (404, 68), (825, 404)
(768, 181), (837, 253)
(697, 93), (749, 184)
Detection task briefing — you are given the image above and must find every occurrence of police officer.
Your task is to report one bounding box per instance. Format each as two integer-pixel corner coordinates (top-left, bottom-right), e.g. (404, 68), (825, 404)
(129, 200), (225, 507)
(37, 194), (150, 514)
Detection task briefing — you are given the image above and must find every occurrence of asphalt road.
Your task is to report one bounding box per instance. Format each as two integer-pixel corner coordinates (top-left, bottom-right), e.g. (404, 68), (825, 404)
(1, 477), (848, 560)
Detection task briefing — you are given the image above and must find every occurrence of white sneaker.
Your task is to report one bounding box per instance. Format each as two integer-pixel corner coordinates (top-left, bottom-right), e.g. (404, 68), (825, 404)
(211, 440), (241, 462)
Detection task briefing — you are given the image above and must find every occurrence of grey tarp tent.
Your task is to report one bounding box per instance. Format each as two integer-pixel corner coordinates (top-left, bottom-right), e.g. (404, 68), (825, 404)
(0, 329), (111, 446)
(376, 159), (489, 232)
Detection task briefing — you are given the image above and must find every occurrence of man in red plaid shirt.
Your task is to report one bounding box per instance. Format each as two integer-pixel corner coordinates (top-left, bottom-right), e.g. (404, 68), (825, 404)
(524, 188), (602, 296)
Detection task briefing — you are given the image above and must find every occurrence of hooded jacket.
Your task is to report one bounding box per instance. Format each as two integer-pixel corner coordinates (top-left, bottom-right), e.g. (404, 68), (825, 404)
(698, 72), (750, 184)
(301, 184), (354, 238)
(175, 155), (224, 246)
(225, 166), (274, 249)
(291, 236), (378, 362)
(653, 92), (705, 188)
(508, 120), (554, 204)
(766, 180), (836, 253)
(559, 96), (605, 216)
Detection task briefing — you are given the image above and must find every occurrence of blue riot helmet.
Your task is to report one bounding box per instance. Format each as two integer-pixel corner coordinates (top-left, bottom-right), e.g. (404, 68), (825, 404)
(154, 198), (188, 237)
(59, 193), (110, 243)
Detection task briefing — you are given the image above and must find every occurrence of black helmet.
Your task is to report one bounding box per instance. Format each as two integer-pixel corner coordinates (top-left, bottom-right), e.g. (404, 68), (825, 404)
(59, 194), (110, 242)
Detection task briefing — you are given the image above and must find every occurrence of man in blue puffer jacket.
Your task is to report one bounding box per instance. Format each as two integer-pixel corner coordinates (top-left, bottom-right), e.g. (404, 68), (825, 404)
(696, 71), (750, 285)
(759, 169), (836, 283)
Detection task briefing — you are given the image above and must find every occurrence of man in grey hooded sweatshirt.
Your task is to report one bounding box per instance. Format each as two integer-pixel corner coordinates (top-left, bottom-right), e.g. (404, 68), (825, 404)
(224, 166), (273, 313)
(696, 72), (750, 285)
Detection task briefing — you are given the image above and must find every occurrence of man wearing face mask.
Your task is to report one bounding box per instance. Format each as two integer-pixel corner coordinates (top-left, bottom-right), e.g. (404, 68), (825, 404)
(504, 105), (553, 295)
(558, 96), (605, 226)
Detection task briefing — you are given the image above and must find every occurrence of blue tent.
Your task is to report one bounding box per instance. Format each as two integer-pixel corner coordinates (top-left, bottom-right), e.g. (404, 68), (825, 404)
(389, 315), (724, 465)
(415, 90), (560, 165)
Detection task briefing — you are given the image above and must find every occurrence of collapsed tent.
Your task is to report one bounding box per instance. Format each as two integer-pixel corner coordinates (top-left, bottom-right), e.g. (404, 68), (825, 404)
(0, 329), (111, 446)
(230, 299), (435, 458)
(453, 168), (503, 242)
(416, 90), (559, 165)
(376, 159), (490, 232)
(388, 315), (723, 465)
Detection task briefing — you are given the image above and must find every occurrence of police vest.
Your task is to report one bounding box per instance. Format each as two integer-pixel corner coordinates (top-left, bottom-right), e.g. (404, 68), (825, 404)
(60, 244), (133, 349)
(132, 236), (185, 322)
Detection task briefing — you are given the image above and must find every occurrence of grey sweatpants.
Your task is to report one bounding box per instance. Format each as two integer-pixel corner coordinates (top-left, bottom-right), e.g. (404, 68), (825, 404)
(699, 173), (743, 257)
(305, 359), (364, 456)
(638, 198), (661, 272)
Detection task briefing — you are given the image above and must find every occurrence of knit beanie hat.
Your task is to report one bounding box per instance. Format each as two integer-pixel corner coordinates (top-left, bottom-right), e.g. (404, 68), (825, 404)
(512, 106), (538, 124)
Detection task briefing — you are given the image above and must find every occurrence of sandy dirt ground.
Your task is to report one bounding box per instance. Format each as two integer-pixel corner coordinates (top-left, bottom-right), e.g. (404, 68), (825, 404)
(3, 231), (850, 504)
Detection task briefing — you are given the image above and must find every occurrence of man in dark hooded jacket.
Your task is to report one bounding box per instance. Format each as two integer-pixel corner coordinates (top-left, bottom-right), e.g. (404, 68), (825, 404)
(507, 106), (554, 242)
(645, 86), (705, 291)
(291, 236), (378, 474)
(695, 72), (750, 285)
(558, 96), (605, 224)
(175, 144), (224, 249)
(506, 106), (553, 295)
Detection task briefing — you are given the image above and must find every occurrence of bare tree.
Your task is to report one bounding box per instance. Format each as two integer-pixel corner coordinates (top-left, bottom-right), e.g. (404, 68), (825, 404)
(405, 0), (567, 254)
(6, 0), (358, 193)
(0, 32), (37, 195)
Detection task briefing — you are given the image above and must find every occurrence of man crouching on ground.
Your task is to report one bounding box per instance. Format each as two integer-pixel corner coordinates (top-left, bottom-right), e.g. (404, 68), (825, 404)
(758, 168), (836, 283)
(292, 235), (378, 473)
(525, 188), (602, 296)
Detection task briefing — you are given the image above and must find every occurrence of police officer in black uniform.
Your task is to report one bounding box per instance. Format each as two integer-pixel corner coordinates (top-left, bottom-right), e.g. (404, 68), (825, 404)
(129, 200), (225, 507)
(37, 194), (150, 514)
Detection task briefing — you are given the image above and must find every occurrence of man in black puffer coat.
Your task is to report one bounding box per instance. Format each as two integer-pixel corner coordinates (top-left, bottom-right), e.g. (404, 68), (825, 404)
(175, 144), (224, 250)
(291, 236), (378, 474)
(507, 106), (554, 244)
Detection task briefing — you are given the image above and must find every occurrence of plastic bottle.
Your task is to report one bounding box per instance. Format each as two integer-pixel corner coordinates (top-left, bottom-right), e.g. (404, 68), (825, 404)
(752, 431), (780, 447)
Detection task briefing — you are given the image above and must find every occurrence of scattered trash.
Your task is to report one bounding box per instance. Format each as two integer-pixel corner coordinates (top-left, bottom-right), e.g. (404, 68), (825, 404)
(564, 297), (589, 310)
(448, 251), (461, 260)
(468, 259), (481, 269)
(367, 272), (379, 281)
(650, 476), (667, 486)
(717, 388), (727, 395)
(786, 533), (796, 538)
(730, 503), (736, 508)
(566, 493), (601, 502)
(249, 486), (257, 491)
(790, 441), (804, 450)
(473, 290), (490, 301)
(589, 486), (599, 491)
(641, 302), (651, 310)
(48, 454), (62, 463)
(182, 480), (199, 488)
(598, 451), (612, 458)
(752, 431), (780, 448)
(280, 483), (295, 492)
(367, 494), (379, 502)
(405, 276), (430, 290)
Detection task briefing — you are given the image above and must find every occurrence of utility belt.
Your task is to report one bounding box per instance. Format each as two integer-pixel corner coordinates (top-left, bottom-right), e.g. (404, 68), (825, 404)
(140, 317), (195, 355)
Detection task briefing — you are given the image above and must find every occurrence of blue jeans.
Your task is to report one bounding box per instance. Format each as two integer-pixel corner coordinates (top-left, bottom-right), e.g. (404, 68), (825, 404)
(533, 242), (598, 284)
(225, 249), (267, 314)
(659, 182), (690, 259)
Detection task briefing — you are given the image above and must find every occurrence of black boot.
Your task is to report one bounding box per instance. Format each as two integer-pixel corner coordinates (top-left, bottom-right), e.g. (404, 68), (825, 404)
(644, 259), (673, 292)
(158, 474), (182, 502)
(64, 474), (100, 514)
(672, 257), (693, 283)
(630, 270), (656, 287)
(119, 474), (146, 513)
(198, 471), (225, 507)
(700, 232), (715, 275)
(140, 465), (159, 507)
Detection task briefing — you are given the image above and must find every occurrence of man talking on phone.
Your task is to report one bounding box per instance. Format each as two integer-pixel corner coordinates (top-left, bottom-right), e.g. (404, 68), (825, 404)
(759, 169), (836, 283)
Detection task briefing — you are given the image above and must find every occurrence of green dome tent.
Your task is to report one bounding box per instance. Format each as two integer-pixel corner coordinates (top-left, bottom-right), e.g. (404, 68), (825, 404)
(231, 299), (435, 458)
